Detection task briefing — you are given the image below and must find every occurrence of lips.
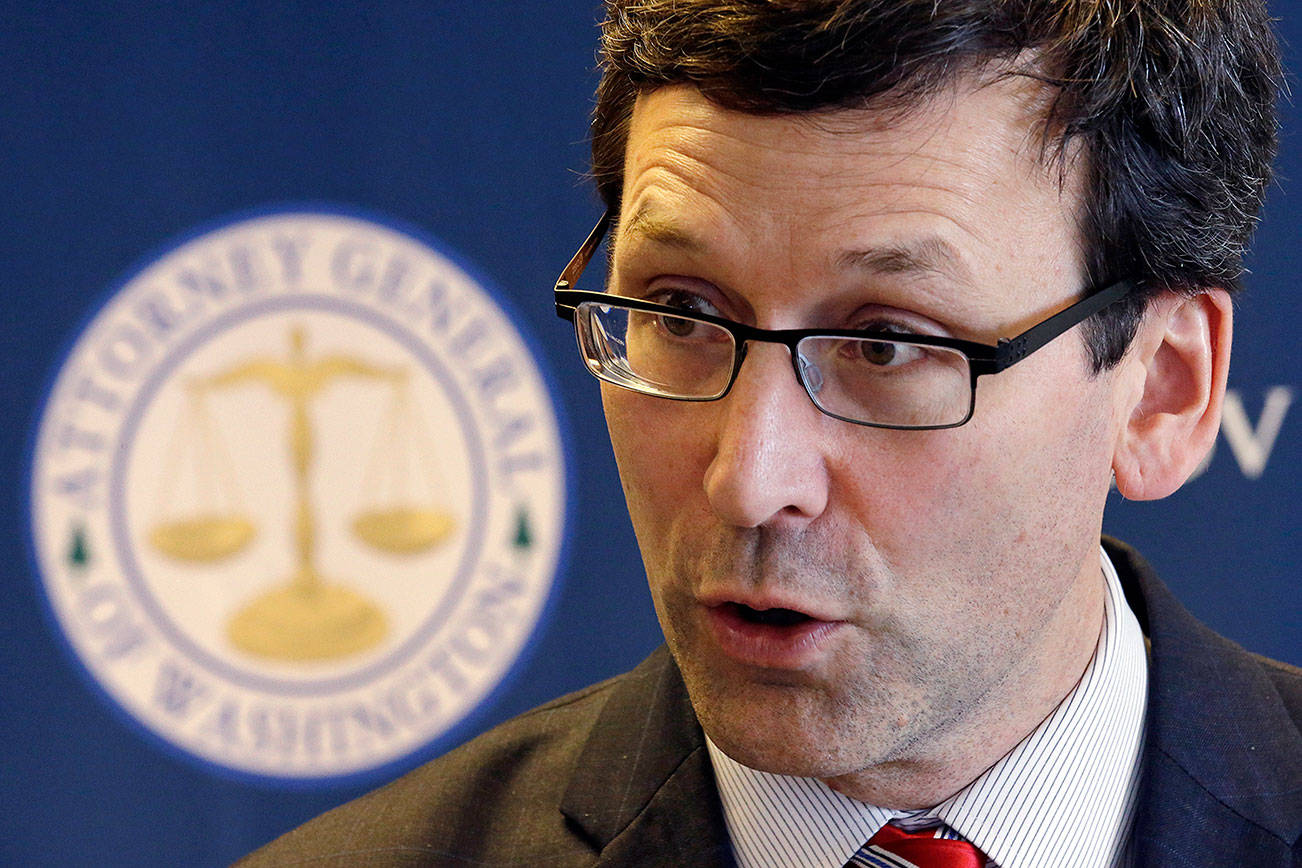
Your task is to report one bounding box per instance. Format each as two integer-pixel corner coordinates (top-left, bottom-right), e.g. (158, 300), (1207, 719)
(703, 599), (843, 669)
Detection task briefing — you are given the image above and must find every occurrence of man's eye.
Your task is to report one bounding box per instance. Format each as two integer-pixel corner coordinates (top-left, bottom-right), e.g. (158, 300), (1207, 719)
(848, 319), (929, 367)
(660, 314), (700, 337)
(644, 288), (725, 340)
(651, 288), (722, 318)
(850, 339), (925, 367)
(860, 340), (899, 366)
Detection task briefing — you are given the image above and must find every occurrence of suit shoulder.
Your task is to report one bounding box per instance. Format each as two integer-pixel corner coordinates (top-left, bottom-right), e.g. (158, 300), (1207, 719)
(1251, 652), (1302, 725)
(236, 674), (626, 867)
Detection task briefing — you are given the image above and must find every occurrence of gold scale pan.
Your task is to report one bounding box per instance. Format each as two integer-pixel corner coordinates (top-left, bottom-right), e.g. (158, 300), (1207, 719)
(149, 515), (257, 563)
(150, 506), (454, 563)
(351, 507), (456, 554)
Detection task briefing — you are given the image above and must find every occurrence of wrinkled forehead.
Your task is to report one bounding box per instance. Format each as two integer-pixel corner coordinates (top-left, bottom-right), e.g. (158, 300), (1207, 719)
(616, 74), (1087, 253)
(621, 68), (1082, 211)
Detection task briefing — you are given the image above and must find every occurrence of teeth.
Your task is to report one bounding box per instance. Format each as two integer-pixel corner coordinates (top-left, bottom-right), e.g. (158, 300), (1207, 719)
(736, 604), (810, 627)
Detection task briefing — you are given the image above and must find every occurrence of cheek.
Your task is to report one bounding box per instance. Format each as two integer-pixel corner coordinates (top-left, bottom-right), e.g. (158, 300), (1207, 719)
(843, 373), (1114, 575)
(601, 387), (706, 533)
(834, 435), (995, 557)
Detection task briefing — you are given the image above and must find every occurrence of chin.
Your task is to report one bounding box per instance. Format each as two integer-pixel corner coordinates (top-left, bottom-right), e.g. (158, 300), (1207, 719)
(707, 716), (867, 779)
(683, 667), (869, 779)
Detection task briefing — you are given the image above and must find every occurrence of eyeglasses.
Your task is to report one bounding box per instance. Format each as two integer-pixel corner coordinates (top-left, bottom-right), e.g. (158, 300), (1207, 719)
(554, 212), (1133, 430)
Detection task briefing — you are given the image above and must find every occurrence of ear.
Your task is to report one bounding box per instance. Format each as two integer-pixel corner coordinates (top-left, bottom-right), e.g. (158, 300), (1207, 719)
(1112, 289), (1232, 500)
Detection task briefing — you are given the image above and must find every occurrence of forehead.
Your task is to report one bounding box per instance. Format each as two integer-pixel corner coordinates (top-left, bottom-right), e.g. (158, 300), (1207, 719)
(621, 74), (1072, 215)
(616, 78), (1088, 328)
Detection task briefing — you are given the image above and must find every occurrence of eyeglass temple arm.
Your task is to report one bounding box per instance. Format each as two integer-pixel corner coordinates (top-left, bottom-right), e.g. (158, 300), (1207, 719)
(990, 280), (1134, 371)
(554, 213), (613, 319)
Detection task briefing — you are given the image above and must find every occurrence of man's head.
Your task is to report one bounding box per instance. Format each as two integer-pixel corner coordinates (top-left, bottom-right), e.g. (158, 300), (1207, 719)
(570, 0), (1278, 808)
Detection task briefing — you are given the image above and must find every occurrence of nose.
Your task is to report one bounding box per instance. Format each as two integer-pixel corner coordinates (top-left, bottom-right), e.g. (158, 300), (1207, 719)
(703, 342), (831, 528)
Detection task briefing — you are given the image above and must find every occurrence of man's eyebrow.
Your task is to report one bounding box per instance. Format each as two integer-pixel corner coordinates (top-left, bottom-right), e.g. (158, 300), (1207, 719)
(619, 204), (970, 284)
(617, 203), (709, 254)
(835, 237), (972, 284)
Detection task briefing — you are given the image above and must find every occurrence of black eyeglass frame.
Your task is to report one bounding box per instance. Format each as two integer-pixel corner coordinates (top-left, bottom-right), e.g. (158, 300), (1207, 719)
(554, 212), (1134, 430)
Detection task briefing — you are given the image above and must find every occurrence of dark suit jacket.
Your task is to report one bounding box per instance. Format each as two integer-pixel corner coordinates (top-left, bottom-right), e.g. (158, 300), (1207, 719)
(238, 540), (1302, 866)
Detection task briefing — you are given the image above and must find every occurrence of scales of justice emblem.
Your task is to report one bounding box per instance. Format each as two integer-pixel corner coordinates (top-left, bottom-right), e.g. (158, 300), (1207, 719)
(30, 210), (566, 779)
(150, 324), (457, 662)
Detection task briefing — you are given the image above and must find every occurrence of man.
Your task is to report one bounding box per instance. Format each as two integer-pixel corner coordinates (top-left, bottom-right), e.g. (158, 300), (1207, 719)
(240, 1), (1301, 865)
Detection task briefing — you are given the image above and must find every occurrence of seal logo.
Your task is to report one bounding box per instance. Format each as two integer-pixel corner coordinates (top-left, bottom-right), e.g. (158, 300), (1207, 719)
(29, 209), (567, 780)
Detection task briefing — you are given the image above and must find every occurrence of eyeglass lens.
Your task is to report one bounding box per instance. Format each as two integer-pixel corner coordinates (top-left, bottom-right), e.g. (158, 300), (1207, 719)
(575, 300), (974, 428)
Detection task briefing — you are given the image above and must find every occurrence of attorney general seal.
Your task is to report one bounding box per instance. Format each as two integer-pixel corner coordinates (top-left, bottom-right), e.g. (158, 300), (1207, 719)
(28, 209), (567, 780)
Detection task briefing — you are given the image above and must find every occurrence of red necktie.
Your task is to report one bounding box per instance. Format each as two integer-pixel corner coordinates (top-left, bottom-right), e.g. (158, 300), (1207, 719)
(846, 822), (987, 868)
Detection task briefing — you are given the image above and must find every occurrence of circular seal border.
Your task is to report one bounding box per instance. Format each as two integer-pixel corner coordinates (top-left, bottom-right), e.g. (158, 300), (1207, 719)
(24, 203), (576, 786)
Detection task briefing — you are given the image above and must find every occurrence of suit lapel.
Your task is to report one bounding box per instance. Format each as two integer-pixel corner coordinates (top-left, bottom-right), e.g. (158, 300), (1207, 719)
(561, 646), (736, 866)
(1106, 539), (1302, 865)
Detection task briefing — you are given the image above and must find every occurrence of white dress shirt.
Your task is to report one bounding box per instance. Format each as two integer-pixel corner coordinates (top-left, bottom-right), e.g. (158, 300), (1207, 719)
(707, 546), (1148, 868)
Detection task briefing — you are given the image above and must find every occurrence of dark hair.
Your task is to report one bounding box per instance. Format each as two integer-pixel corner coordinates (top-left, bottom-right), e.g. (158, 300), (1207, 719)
(590, 0), (1282, 370)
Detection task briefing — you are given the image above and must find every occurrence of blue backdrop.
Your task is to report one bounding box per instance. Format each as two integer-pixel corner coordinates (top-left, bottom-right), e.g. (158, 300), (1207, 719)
(2, 3), (1296, 865)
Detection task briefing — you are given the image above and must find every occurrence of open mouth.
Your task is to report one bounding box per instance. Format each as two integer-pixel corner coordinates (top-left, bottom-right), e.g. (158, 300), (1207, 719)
(705, 600), (839, 667)
(726, 602), (814, 627)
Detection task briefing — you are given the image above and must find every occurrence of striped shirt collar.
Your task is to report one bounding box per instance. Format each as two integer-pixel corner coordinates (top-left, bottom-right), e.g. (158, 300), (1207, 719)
(707, 546), (1149, 868)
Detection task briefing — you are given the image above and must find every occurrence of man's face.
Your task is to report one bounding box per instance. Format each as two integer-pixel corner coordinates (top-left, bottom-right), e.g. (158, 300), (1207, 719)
(602, 78), (1132, 804)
